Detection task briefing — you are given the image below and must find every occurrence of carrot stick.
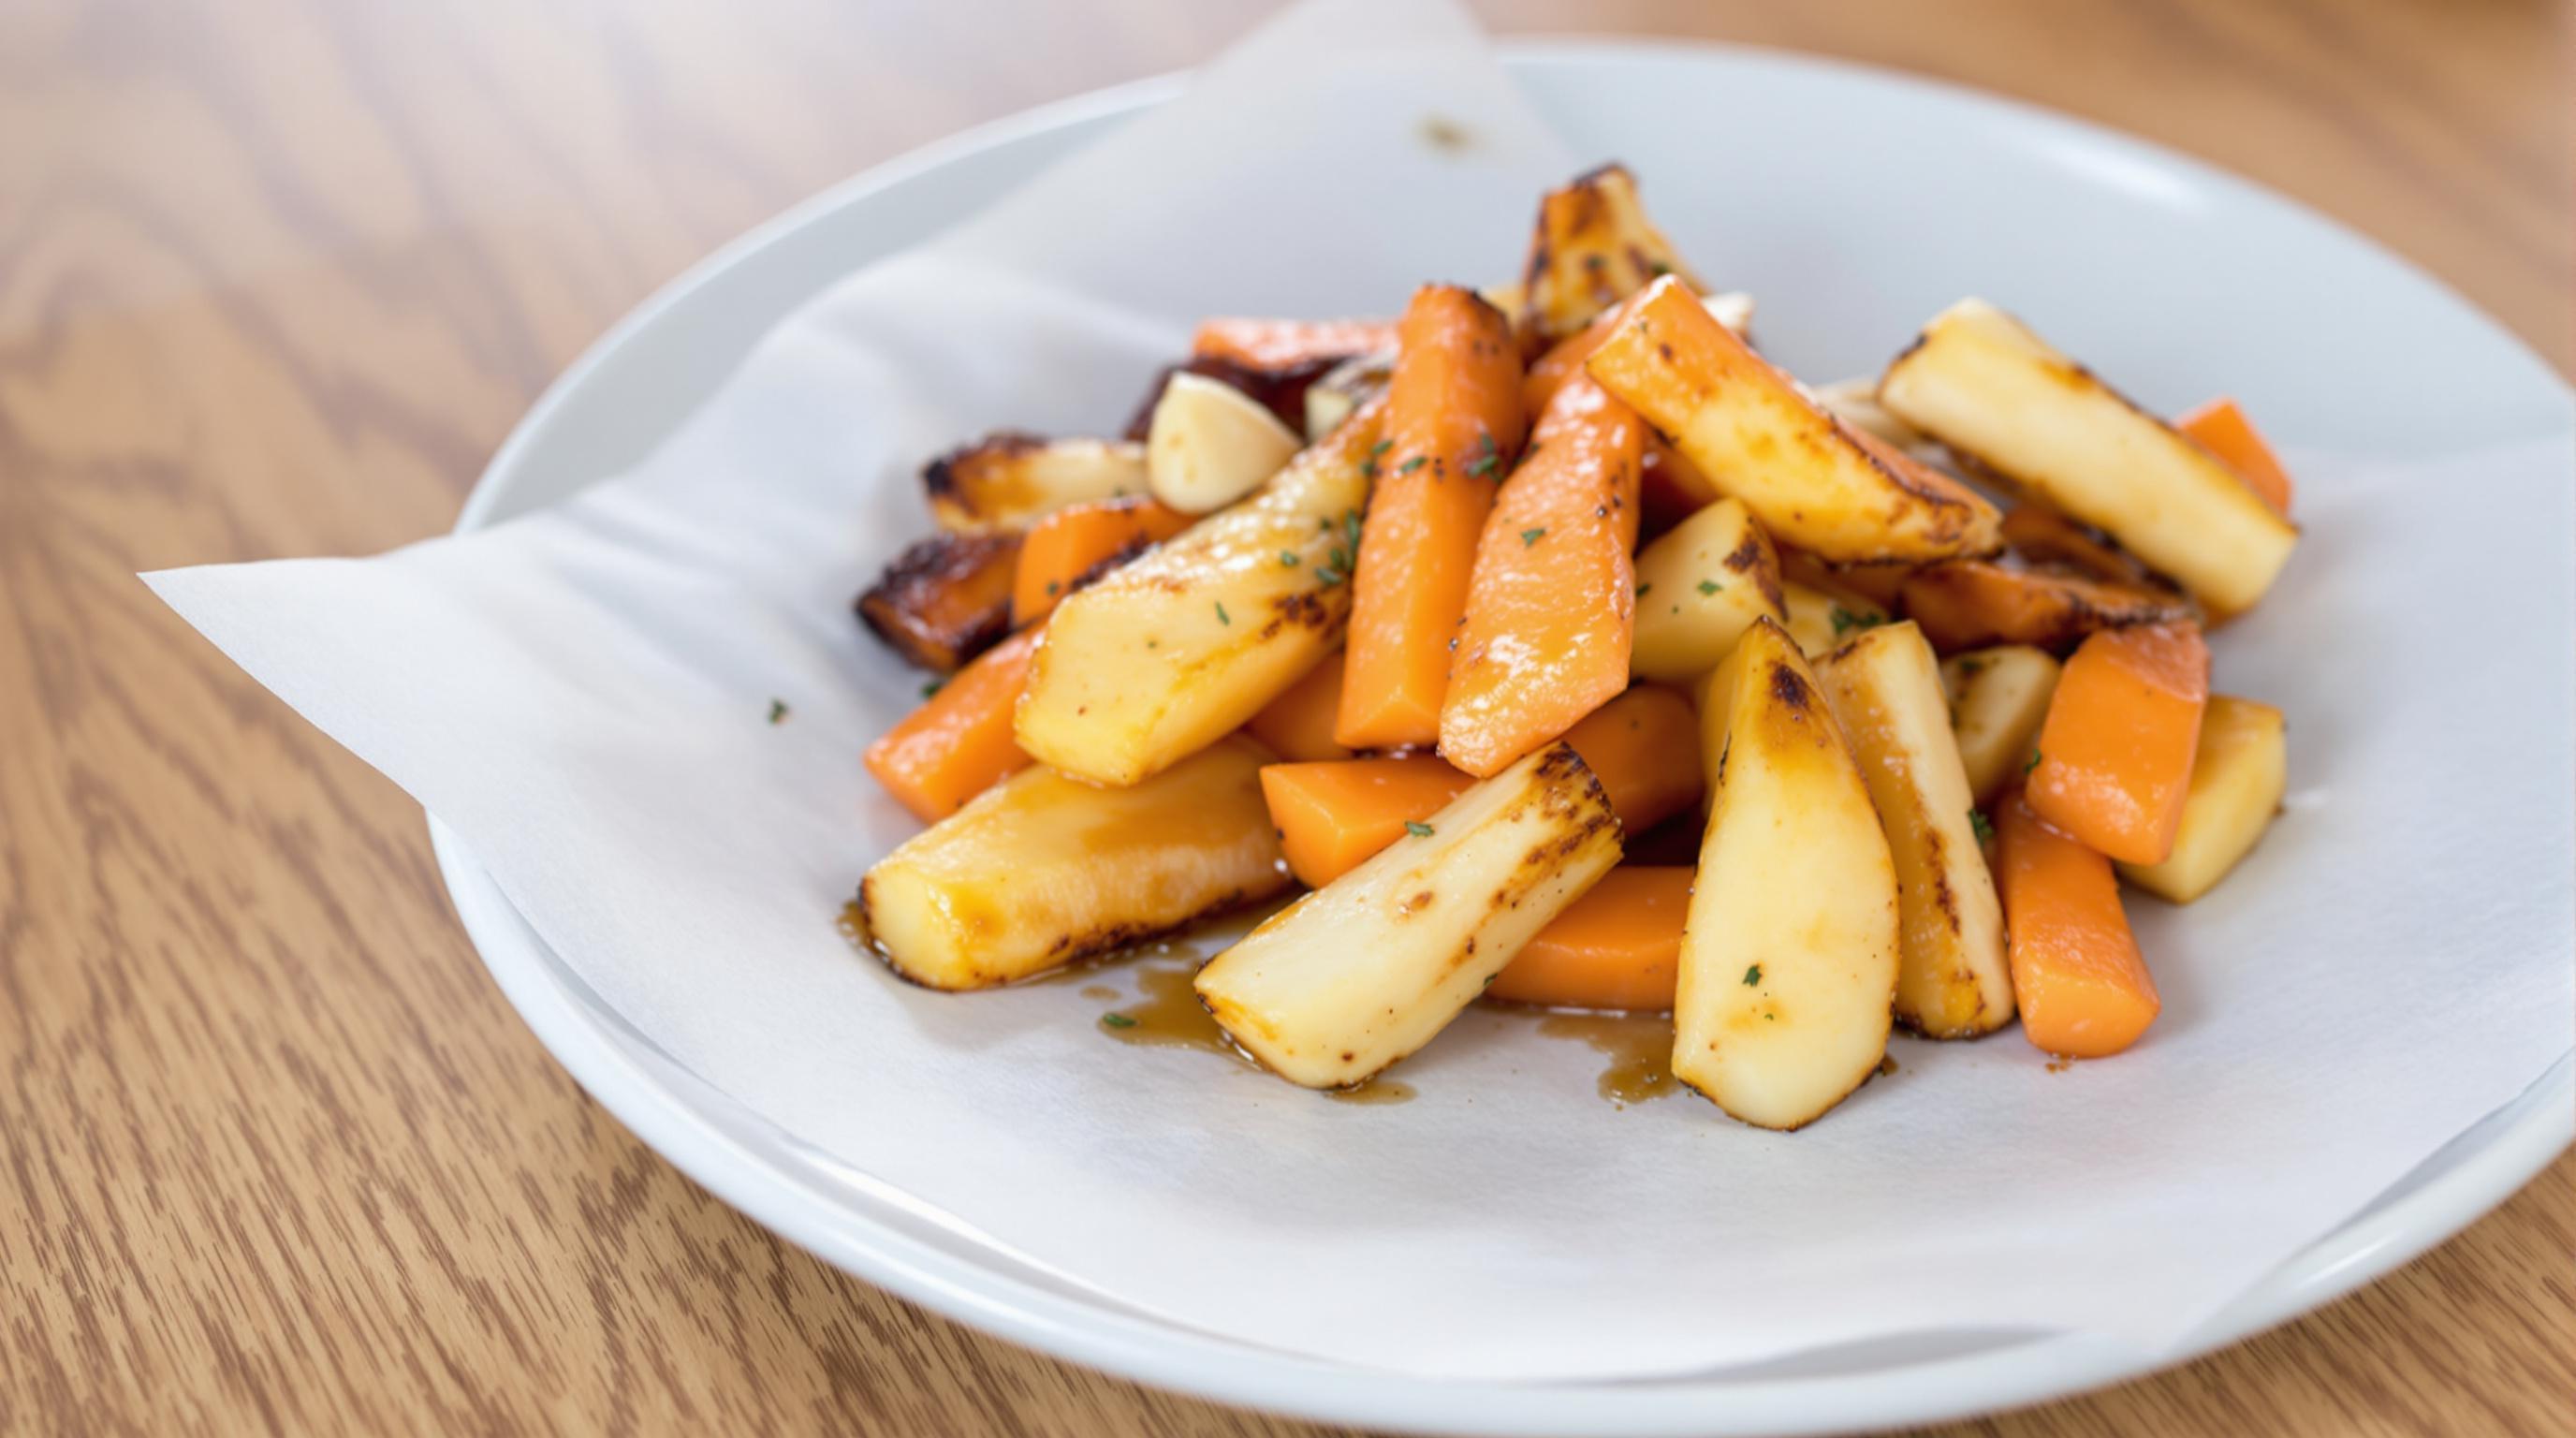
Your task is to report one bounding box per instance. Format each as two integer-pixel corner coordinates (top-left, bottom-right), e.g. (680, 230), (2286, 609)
(864, 627), (1040, 821)
(2027, 621), (2210, 864)
(1336, 285), (1527, 749)
(1243, 651), (1353, 762)
(1523, 291), (1715, 531)
(1011, 496), (1193, 626)
(1191, 316), (1398, 374)
(2177, 398), (2293, 517)
(1441, 374), (1644, 775)
(1996, 791), (2160, 1058)
(1559, 685), (1702, 836)
(1259, 756), (1474, 888)
(1486, 867), (1690, 1010)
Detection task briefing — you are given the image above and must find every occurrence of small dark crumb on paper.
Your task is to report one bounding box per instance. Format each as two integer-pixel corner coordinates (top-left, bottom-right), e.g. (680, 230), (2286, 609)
(768, 697), (790, 725)
(2047, 1057), (2073, 1074)
(1878, 1054), (1899, 1078)
(1419, 114), (1473, 153)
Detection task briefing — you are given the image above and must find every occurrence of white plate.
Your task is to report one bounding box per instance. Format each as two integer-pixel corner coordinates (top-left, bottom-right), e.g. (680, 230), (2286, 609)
(433, 42), (2574, 1438)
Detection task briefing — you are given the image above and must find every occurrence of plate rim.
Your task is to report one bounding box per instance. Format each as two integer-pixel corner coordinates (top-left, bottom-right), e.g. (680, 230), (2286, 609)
(434, 37), (2576, 1437)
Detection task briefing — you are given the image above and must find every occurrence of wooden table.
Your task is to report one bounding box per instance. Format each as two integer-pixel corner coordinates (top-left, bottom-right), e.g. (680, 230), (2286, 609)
(4, 0), (2567, 1431)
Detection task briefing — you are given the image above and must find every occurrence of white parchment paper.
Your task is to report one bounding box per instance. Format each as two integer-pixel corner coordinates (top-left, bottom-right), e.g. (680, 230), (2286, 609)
(148, 0), (2573, 1383)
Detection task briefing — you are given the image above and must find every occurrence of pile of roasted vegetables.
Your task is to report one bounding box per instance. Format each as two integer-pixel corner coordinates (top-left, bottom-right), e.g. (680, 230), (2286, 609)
(849, 164), (2299, 1130)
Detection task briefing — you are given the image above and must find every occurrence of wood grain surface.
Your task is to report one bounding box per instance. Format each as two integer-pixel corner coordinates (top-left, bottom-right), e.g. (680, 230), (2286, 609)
(2, 0), (2568, 1433)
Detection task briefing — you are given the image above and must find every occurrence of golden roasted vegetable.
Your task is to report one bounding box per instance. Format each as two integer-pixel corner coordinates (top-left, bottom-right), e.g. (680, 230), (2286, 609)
(1778, 576), (1890, 659)
(860, 736), (1289, 990)
(1517, 164), (1705, 342)
(1147, 371), (1305, 513)
(1876, 299), (2298, 613)
(925, 433), (1149, 533)
(1303, 352), (1396, 441)
(1629, 497), (1787, 682)
(1939, 645), (2061, 804)
(1675, 619), (1898, 1129)
(1587, 277), (2002, 563)
(1015, 405), (1383, 786)
(2118, 696), (2288, 903)
(1899, 558), (2194, 653)
(1196, 742), (1620, 1089)
(1815, 622), (2013, 1037)
(855, 531), (1022, 672)
(1809, 375), (1930, 453)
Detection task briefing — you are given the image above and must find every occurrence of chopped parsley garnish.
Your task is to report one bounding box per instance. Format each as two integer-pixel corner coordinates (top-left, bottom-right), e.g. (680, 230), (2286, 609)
(1344, 510), (1364, 553)
(1361, 438), (1393, 477)
(1520, 527), (1546, 548)
(1696, 579), (1720, 596)
(1101, 1013), (1137, 1029)
(1280, 550), (1301, 566)
(1466, 433), (1501, 478)
(1398, 455), (1428, 475)
(768, 698), (790, 725)
(1829, 605), (1884, 638)
(1314, 565), (1346, 587)
(2025, 749), (2044, 775)
(1956, 656), (1987, 676)
(1969, 808), (1995, 842)
(918, 679), (943, 699)
(1742, 963), (1763, 987)
(1045, 580), (1061, 596)
(1635, 582), (1652, 598)
(1404, 820), (1435, 838)
(1214, 601), (1231, 625)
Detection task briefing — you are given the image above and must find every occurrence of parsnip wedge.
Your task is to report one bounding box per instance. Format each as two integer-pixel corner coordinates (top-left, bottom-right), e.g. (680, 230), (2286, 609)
(1630, 497), (1787, 682)
(1196, 742), (1620, 1089)
(1778, 576), (1889, 659)
(1815, 623), (2012, 1037)
(925, 433), (1149, 533)
(861, 736), (1289, 990)
(1517, 163), (1705, 342)
(1587, 276), (2001, 563)
(1939, 645), (2061, 804)
(2118, 696), (2288, 903)
(1676, 618), (1898, 1128)
(1016, 406), (1383, 786)
(1147, 371), (1304, 513)
(1876, 299), (2298, 612)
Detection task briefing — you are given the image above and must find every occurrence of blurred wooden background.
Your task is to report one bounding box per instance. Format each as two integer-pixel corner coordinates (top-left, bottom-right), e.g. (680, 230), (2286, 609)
(1, 0), (2567, 1433)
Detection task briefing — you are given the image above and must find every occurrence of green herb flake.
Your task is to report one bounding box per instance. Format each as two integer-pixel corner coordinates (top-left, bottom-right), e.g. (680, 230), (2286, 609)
(1742, 963), (1763, 987)
(1829, 605), (1885, 638)
(1635, 582), (1652, 598)
(1404, 820), (1435, 839)
(1045, 580), (1061, 596)
(1280, 550), (1301, 567)
(1100, 1013), (1138, 1030)
(1696, 578), (1720, 596)
(1398, 455), (1428, 475)
(1969, 808), (1995, 843)
(1520, 527), (1546, 548)
(1344, 509), (1365, 553)
(1314, 565), (1346, 587)
(1215, 601), (1231, 625)
(1466, 433), (1501, 478)
(2025, 749), (2044, 775)
(1956, 656), (1988, 676)
(767, 698), (790, 725)
(918, 680), (943, 700)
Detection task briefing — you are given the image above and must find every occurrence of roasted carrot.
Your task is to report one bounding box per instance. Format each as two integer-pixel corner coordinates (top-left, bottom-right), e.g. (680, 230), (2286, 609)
(1486, 867), (1690, 1010)
(1441, 375), (1644, 775)
(1243, 651), (1353, 762)
(1336, 285), (1528, 749)
(1523, 295), (1714, 531)
(1559, 685), (1703, 836)
(1011, 496), (1193, 626)
(1259, 756), (1474, 888)
(2177, 397), (2293, 517)
(1996, 792), (2160, 1058)
(1778, 548), (1910, 613)
(864, 627), (1040, 822)
(2027, 621), (2210, 865)
(1898, 560), (2193, 653)
(856, 532), (1022, 672)
(1521, 304), (1623, 414)
(1191, 316), (1399, 374)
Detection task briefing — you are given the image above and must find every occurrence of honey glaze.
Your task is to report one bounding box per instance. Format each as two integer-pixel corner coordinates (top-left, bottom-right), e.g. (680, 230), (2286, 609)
(1093, 946), (1259, 1067)
(835, 899), (871, 953)
(1534, 1011), (1678, 1108)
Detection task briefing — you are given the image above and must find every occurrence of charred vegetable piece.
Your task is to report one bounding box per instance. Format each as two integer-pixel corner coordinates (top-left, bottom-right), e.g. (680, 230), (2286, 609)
(856, 531), (1022, 672)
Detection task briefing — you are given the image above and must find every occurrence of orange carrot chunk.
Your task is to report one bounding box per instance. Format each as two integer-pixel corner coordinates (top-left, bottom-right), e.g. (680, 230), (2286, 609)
(1259, 757), (1474, 888)
(1336, 285), (1527, 749)
(1559, 685), (1703, 836)
(1244, 651), (1353, 762)
(1996, 792), (2160, 1058)
(2177, 398), (2294, 517)
(1191, 316), (1399, 374)
(1012, 496), (1193, 626)
(1486, 867), (1690, 1011)
(1441, 375), (1644, 775)
(2027, 621), (2210, 865)
(864, 628), (1040, 822)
